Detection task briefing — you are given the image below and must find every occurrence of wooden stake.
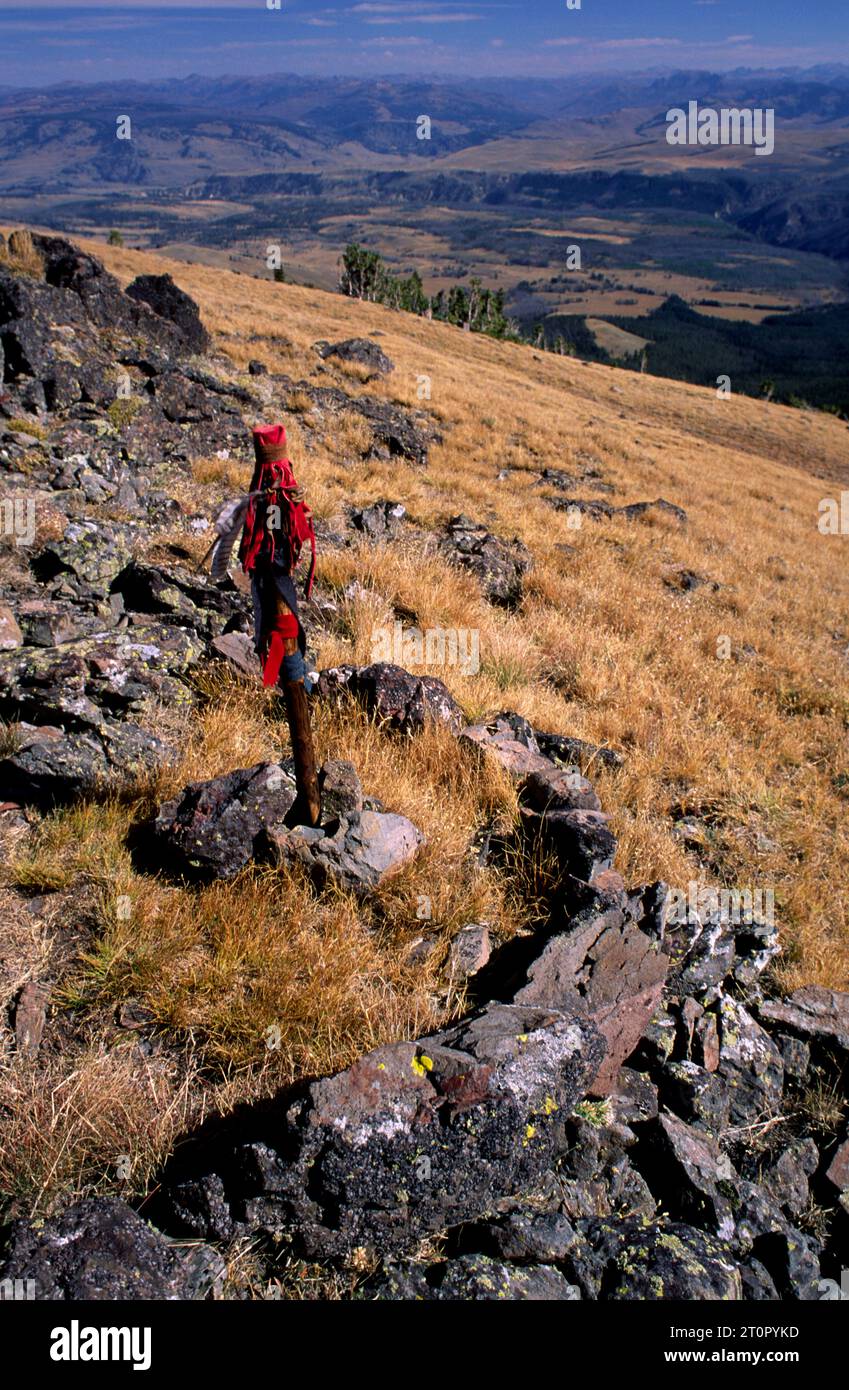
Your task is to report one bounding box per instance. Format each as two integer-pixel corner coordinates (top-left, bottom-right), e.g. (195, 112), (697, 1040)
(275, 590), (321, 827)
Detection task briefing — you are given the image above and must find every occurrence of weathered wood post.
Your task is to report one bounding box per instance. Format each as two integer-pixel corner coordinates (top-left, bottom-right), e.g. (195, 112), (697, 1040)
(274, 587), (321, 827)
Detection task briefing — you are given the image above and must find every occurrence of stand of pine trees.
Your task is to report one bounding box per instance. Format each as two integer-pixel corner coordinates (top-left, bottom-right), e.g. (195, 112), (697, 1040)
(339, 243), (514, 341)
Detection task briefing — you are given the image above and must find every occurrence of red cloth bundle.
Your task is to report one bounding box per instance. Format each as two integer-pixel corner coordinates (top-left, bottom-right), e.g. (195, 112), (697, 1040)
(261, 610), (301, 687)
(239, 425), (316, 598)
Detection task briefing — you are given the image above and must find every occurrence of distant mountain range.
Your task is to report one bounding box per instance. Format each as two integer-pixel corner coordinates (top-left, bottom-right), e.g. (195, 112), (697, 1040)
(2, 68), (849, 193)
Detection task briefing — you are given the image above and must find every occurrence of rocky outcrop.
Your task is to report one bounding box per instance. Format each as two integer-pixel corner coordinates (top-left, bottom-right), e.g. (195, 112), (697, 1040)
(548, 496), (688, 526)
(0, 1198), (223, 1301)
(162, 1003), (606, 1260)
(125, 273), (211, 355)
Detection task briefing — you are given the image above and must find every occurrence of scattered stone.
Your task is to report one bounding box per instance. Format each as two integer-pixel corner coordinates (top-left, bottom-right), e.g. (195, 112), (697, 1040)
(459, 713), (552, 779)
(440, 515), (532, 608)
(151, 761), (298, 881)
(317, 338), (394, 376)
(315, 662), (463, 735)
(348, 500), (407, 540)
(269, 808), (424, 893)
(663, 565), (720, 594)
(522, 764), (602, 814)
(619, 498), (688, 525)
(521, 805), (618, 885)
(535, 729), (625, 771)
(448, 924), (492, 983)
(210, 631), (261, 680)
(640, 1110), (737, 1239)
(661, 1060), (730, 1133)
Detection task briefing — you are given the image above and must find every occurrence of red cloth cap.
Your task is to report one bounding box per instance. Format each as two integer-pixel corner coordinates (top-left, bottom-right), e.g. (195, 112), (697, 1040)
(253, 423), (288, 465)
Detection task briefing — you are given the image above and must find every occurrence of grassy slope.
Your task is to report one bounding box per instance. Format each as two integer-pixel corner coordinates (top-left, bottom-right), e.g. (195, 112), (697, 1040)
(2, 234), (848, 1228)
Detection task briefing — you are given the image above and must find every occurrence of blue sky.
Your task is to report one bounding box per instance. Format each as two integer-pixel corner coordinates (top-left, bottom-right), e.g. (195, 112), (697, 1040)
(0, 2), (846, 86)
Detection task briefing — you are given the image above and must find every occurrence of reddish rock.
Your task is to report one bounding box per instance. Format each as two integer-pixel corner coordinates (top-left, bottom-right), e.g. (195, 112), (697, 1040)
(826, 1139), (849, 1193)
(694, 1011), (721, 1073)
(522, 765), (602, 814)
(759, 986), (849, 1053)
(513, 906), (669, 1096)
(0, 604), (23, 651)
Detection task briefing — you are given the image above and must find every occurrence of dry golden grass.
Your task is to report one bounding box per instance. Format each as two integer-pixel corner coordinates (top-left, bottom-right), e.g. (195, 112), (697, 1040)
(2, 230), (848, 1224)
(0, 1044), (199, 1217)
(0, 227), (44, 278)
(88, 233), (848, 987)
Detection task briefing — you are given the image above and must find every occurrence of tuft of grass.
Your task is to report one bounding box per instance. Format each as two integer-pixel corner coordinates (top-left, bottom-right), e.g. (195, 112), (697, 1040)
(107, 396), (143, 430)
(0, 1046), (199, 1217)
(7, 418), (47, 441)
(0, 228), (45, 278)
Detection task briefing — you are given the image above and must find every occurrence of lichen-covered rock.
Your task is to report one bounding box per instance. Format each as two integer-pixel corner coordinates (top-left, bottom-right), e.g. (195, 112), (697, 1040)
(280, 376), (438, 465)
(512, 903), (669, 1095)
(467, 1208), (580, 1263)
(659, 1059), (731, 1133)
(32, 520), (134, 595)
(376, 1253), (580, 1301)
(165, 1003), (605, 1260)
(764, 1139), (819, 1216)
(152, 761), (298, 880)
(0, 1198), (223, 1301)
(0, 622), (199, 733)
(570, 1217), (742, 1300)
(0, 722), (166, 807)
(111, 559), (249, 640)
(717, 997), (784, 1126)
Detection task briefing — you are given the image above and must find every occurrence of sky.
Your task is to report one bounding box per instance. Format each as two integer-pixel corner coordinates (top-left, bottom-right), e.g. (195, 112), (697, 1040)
(0, 1), (846, 87)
